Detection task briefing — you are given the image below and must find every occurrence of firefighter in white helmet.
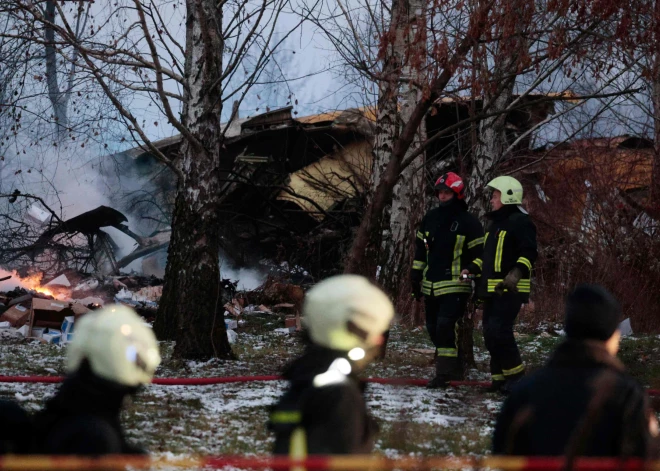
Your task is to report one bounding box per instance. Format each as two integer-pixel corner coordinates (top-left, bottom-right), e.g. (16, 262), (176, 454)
(462, 176), (537, 394)
(34, 305), (161, 455)
(269, 275), (394, 456)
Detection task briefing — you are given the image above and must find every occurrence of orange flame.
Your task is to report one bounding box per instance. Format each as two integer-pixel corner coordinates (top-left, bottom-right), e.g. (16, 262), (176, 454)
(14, 271), (71, 300)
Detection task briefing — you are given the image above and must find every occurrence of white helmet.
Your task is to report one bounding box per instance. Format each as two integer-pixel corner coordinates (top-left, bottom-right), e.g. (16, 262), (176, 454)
(303, 275), (394, 352)
(67, 305), (161, 387)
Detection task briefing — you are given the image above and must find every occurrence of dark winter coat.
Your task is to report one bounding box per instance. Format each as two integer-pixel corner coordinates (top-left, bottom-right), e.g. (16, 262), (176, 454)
(493, 340), (657, 458)
(467, 205), (537, 301)
(269, 346), (378, 455)
(412, 198), (483, 297)
(0, 399), (34, 454)
(33, 362), (146, 455)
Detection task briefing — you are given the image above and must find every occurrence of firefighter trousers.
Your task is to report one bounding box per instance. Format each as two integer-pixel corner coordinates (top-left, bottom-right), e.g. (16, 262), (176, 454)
(424, 294), (469, 377)
(483, 292), (525, 383)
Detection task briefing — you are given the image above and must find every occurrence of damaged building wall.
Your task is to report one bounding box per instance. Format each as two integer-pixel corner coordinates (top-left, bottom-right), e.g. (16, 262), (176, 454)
(94, 99), (555, 280)
(276, 140), (372, 220)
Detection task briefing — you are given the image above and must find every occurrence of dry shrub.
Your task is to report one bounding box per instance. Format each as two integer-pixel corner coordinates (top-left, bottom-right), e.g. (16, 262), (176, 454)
(518, 140), (660, 332)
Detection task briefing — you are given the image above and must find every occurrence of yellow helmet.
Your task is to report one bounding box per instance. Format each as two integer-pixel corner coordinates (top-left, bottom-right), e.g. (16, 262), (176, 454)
(302, 275), (394, 352)
(66, 305), (161, 387)
(487, 176), (523, 205)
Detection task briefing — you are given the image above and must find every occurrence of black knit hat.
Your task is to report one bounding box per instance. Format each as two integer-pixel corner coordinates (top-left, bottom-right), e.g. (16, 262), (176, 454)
(564, 284), (621, 341)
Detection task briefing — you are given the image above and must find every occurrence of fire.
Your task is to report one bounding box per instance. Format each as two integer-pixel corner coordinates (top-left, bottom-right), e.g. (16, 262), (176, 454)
(12, 271), (71, 300)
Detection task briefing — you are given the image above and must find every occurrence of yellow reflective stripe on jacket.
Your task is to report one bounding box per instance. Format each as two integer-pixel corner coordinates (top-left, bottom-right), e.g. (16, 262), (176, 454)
(436, 347), (458, 358)
(422, 284), (471, 296)
(434, 286), (471, 296)
(426, 280), (471, 289)
(416, 231), (424, 240)
(492, 374), (505, 381)
(467, 237), (484, 249)
(451, 235), (466, 277)
(423, 280), (460, 288)
(494, 231), (507, 272)
(422, 280), (472, 295)
(487, 279), (531, 293)
(473, 258), (483, 269)
(289, 427), (307, 471)
(517, 257), (532, 271)
(271, 410), (302, 424)
(503, 364), (525, 376)
(412, 260), (427, 270)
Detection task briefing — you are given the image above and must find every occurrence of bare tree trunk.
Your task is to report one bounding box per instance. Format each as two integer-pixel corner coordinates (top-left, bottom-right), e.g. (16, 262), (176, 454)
(154, 0), (231, 359)
(343, 0), (493, 276)
(381, 0), (427, 315)
(44, 0), (68, 138)
(467, 78), (515, 214)
(364, 0), (406, 281)
(466, 3), (530, 213)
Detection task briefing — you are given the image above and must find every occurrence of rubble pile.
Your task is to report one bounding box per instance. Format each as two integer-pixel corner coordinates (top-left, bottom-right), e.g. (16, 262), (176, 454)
(0, 270), (164, 343)
(0, 268), (308, 345)
(222, 277), (306, 343)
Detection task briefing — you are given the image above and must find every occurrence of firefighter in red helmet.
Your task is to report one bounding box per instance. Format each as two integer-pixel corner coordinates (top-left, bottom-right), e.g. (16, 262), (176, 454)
(411, 172), (484, 388)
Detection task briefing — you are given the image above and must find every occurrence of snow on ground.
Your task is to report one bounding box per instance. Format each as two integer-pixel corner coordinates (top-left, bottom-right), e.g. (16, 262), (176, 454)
(1, 323), (659, 459)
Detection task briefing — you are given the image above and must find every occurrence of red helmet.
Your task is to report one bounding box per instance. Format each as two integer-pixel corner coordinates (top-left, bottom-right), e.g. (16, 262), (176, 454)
(434, 172), (465, 200)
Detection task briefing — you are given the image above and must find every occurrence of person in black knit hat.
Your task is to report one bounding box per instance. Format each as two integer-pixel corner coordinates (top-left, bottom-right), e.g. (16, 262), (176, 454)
(493, 284), (658, 458)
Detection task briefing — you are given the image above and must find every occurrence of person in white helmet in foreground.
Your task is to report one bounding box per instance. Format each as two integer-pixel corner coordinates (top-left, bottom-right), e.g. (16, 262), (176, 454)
(269, 275), (394, 456)
(34, 305), (161, 455)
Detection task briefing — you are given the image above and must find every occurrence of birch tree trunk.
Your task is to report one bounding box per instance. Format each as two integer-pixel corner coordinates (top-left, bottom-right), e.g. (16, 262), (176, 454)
(154, 0), (232, 359)
(467, 76), (515, 215)
(45, 0), (68, 138)
(357, 0), (427, 311)
(381, 0), (427, 315)
(343, 0), (493, 276)
(363, 0), (406, 281)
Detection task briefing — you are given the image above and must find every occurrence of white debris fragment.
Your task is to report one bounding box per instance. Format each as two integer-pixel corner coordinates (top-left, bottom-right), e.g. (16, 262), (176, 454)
(15, 392), (36, 402)
(619, 318), (633, 337)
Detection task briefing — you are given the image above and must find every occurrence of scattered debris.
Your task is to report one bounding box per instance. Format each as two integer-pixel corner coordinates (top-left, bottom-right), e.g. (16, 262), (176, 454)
(619, 318), (633, 337)
(45, 274), (71, 287)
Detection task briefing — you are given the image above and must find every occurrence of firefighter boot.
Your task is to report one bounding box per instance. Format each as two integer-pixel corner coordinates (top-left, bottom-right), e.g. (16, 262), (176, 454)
(427, 356), (461, 389)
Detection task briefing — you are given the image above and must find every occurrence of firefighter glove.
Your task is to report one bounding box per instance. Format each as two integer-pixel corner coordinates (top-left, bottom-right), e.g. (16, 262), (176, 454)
(495, 267), (522, 295)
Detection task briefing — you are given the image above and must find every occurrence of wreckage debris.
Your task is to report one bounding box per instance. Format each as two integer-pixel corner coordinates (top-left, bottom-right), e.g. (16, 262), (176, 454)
(0, 269), (166, 342)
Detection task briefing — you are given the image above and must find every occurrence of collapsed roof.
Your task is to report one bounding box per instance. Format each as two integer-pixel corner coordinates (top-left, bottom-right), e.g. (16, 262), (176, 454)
(109, 97), (557, 276)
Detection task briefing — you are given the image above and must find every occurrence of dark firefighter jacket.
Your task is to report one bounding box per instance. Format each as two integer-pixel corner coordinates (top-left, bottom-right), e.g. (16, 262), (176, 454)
(269, 346), (378, 456)
(493, 340), (658, 458)
(0, 400), (34, 454)
(467, 205), (537, 301)
(412, 199), (484, 297)
(33, 361), (146, 455)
